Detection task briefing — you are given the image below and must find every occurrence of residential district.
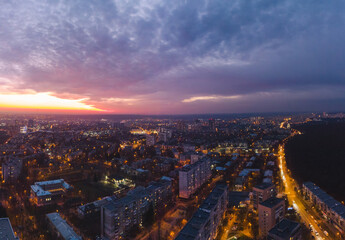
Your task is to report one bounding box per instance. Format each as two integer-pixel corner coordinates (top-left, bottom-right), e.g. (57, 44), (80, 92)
(0, 113), (344, 240)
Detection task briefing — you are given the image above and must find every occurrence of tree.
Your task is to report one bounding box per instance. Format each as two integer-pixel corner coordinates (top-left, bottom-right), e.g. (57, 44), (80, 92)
(0, 204), (7, 218)
(143, 203), (155, 228)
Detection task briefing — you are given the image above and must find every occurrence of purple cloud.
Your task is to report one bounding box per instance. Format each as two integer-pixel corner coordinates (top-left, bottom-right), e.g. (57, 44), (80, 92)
(0, 0), (345, 113)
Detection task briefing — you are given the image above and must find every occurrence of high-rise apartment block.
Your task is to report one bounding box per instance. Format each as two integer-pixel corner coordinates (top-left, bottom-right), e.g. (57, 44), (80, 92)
(252, 182), (276, 209)
(179, 158), (211, 198)
(175, 183), (228, 240)
(101, 178), (172, 239)
(258, 197), (285, 236)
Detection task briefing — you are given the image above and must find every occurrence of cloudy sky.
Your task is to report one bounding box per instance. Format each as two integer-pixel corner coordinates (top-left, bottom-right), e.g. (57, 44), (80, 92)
(1, 0), (345, 114)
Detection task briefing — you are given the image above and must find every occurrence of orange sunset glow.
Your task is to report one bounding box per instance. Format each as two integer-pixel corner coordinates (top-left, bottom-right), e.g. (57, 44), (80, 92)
(0, 92), (103, 112)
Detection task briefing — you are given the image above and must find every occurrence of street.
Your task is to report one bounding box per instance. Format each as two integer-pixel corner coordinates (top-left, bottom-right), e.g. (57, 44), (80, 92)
(279, 143), (328, 240)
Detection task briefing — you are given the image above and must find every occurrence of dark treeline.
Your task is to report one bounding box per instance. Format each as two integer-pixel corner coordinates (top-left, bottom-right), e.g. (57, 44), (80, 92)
(285, 120), (345, 202)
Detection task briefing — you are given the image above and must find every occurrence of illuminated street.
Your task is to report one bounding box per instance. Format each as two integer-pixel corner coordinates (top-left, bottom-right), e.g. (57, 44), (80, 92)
(279, 143), (328, 240)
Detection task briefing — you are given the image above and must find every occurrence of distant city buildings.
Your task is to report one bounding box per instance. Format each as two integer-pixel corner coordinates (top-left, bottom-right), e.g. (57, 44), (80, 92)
(0, 114), (328, 239)
(19, 126), (27, 134)
(46, 212), (82, 240)
(158, 132), (167, 142)
(179, 158), (211, 198)
(146, 134), (155, 146)
(258, 197), (285, 236)
(0, 218), (19, 240)
(2, 157), (22, 183)
(30, 179), (72, 206)
(175, 183), (228, 240)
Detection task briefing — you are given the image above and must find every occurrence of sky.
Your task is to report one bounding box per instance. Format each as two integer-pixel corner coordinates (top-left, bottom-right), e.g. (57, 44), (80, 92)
(1, 0), (345, 114)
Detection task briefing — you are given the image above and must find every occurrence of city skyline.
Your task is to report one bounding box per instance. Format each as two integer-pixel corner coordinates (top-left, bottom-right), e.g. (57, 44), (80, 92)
(1, 0), (345, 114)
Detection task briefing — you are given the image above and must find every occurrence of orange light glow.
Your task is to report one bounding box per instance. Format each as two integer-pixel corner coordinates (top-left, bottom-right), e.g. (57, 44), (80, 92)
(0, 92), (103, 112)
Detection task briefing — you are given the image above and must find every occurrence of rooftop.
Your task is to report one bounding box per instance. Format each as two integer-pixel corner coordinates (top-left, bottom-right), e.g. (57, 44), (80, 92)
(0, 218), (18, 240)
(175, 209), (210, 240)
(228, 191), (250, 207)
(180, 158), (210, 172)
(199, 183), (227, 212)
(253, 182), (274, 190)
(268, 219), (301, 239)
(31, 179), (71, 197)
(46, 213), (82, 240)
(304, 182), (345, 219)
(175, 183), (227, 240)
(259, 197), (284, 209)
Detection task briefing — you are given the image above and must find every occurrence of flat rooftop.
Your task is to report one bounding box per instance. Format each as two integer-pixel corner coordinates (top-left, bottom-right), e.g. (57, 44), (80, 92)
(259, 197), (284, 208)
(0, 218), (18, 240)
(268, 218), (301, 239)
(175, 209), (210, 240)
(253, 182), (274, 190)
(46, 213), (82, 240)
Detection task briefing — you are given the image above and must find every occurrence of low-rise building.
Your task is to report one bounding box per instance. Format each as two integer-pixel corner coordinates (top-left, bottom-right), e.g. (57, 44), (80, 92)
(46, 213), (82, 240)
(30, 179), (72, 206)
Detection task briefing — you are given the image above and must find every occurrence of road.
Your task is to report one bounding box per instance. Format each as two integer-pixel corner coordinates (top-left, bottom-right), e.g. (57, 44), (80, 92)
(220, 214), (237, 240)
(278, 143), (328, 240)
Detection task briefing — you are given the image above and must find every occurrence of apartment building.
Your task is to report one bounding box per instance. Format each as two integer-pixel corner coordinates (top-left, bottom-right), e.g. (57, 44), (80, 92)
(303, 182), (345, 234)
(101, 178), (172, 239)
(179, 158), (211, 198)
(175, 183), (228, 240)
(258, 197), (285, 236)
(252, 182), (276, 209)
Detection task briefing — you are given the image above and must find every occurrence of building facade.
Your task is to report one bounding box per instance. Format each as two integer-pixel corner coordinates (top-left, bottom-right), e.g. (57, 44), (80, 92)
(179, 158), (211, 198)
(30, 179), (72, 206)
(146, 134), (155, 146)
(303, 182), (345, 234)
(175, 183), (228, 240)
(2, 157), (22, 183)
(258, 197), (285, 236)
(101, 178), (172, 239)
(252, 182), (276, 209)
